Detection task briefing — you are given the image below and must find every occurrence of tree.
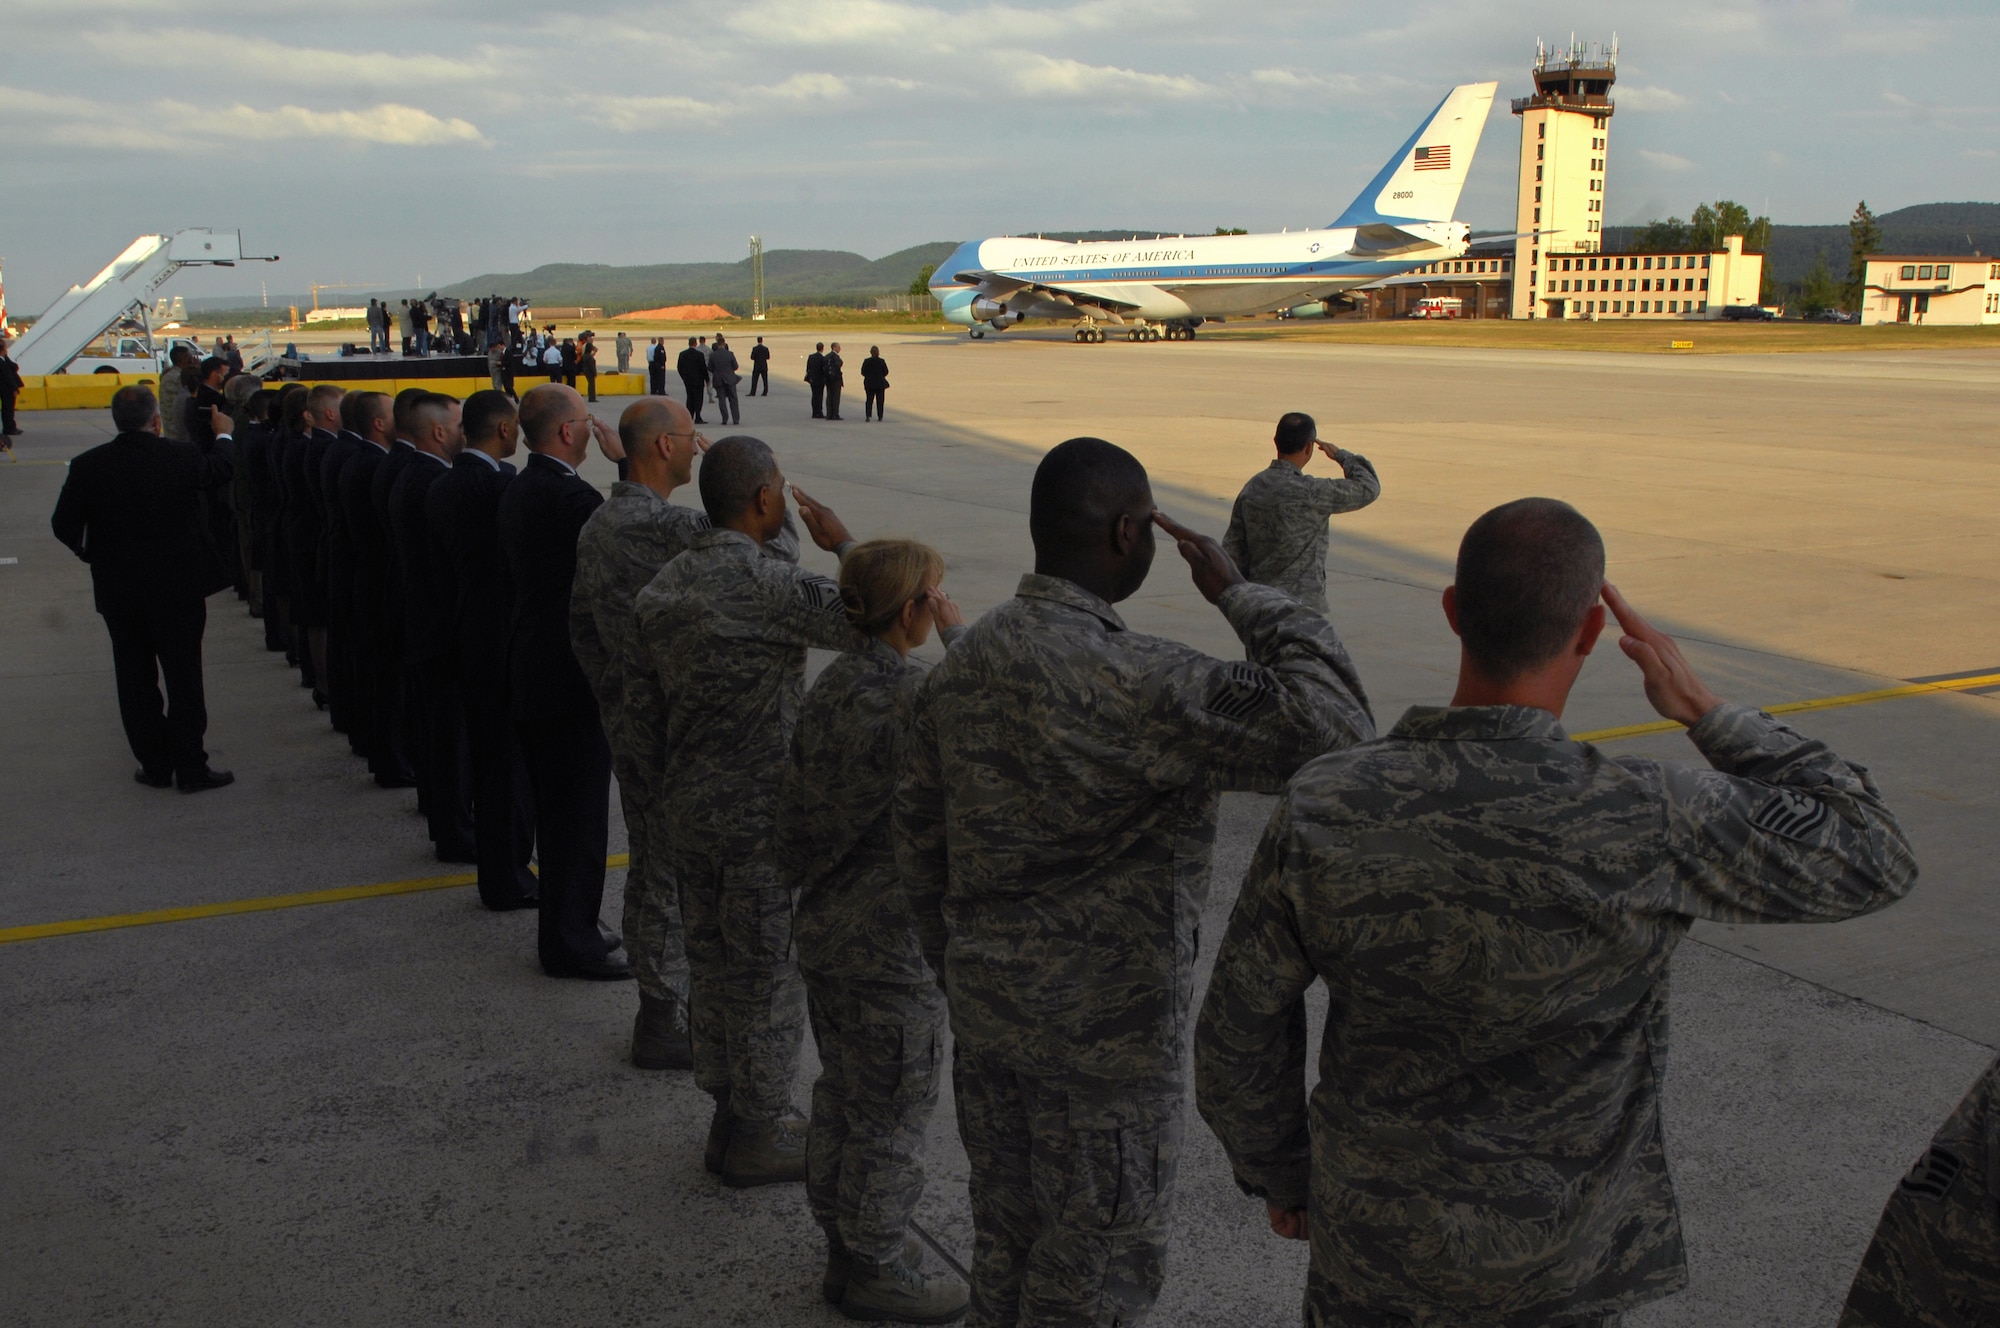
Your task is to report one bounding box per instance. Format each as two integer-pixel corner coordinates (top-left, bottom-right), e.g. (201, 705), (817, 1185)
(1797, 255), (1842, 315)
(1213, 227), (1248, 235)
(1631, 217), (1690, 251)
(1689, 200), (1771, 252)
(1847, 200), (1882, 312)
(910, 263), (937, 297)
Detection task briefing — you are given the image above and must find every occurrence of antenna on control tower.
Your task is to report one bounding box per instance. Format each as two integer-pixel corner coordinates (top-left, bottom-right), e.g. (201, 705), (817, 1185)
(749, 235), (766, 321)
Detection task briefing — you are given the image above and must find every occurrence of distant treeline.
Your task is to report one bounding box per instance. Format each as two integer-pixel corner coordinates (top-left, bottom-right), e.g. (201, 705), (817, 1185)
(1604, 202), (2000, 290)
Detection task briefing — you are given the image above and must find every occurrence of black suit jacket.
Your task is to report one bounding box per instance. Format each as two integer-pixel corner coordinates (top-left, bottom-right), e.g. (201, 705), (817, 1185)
(823, 352), (844, 387)
(50, 430), (231, 615)
(804, 351), (825, 385)
(339, 439), (393, 630)
(319, 431), (367, 602)
(371, 442), (423, 653)
(495, 452), (604, 721)
(426, 452), (516, 701)
(750, 344), (770, 365)
(676, 347), (708, 385)
(388, 451), (455, 664)
(860, 355), (888, 386)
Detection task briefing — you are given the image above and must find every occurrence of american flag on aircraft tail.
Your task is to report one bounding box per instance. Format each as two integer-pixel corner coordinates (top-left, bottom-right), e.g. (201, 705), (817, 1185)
(1413, 145), (1451, 171)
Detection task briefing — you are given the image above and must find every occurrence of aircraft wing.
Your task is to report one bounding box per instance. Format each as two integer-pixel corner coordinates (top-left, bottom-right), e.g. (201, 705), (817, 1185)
(952, 269), (1143, 313)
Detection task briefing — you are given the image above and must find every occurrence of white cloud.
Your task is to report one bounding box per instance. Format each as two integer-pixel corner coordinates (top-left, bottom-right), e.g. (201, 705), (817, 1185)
(761, 73), (853, 101)
(590, 94), (725, 132)
(1638, 148), (1694, 171)
(1011, 55), (1208, 100)
(82, 30), (506, 89)
(1617, 86), (1688, 111)
(164, 102), (488, 147)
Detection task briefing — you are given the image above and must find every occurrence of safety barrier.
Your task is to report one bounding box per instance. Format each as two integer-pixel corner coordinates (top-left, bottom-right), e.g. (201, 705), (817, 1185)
(15, 371), (649, 411)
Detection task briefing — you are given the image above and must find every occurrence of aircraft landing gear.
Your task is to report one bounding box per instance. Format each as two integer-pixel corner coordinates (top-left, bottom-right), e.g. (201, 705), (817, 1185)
(1073, 319), (1107, 343)
(1165, 322), (1199, 341)
(1125, 322), (1164, 343)
(969, 327), (986, 339)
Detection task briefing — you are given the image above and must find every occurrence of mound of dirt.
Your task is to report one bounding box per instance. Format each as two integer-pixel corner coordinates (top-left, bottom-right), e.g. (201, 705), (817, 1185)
(613, 304), (737, 321)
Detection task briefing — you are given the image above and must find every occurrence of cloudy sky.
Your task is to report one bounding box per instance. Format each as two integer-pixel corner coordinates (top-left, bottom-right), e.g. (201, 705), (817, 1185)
(2, 0), (1994, 308)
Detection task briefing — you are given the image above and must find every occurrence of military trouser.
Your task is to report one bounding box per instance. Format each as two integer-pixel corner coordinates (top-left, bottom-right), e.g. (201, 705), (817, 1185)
(674, 842), (806, 1120)
(615, 774), (689, 1005)
(1307, 1303), (1621, 1328)
(1839, 1055), (2000, 1328)
(804, 971), (946, 1263)
(952, 1043), (1181, 1328)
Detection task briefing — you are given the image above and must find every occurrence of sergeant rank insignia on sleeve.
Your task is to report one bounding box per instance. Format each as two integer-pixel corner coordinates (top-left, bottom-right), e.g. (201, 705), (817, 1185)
(796, 574), (844, 614)
(1204, 662), (1278, 722)
(1749, 788), (1832, 842)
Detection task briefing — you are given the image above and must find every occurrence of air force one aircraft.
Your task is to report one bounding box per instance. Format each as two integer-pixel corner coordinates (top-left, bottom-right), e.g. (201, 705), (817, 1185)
(931, 81), (1499, 341)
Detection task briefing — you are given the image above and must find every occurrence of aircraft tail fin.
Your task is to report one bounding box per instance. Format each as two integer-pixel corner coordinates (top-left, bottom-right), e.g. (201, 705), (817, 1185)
(1330, 82), (1498, 229)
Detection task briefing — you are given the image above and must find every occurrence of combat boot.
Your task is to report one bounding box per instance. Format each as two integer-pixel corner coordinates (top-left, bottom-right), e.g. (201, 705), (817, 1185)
(718, 1112), (809, 1188)
(703, 1095), (733, 1176)
(822, 1236), (851, 1305)
(630, 992), (692, 1071)
(839, 1251), (969, 1324)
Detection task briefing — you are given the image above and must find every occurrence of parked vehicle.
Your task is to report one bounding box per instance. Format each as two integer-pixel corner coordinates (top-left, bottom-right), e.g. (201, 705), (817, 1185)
(1721, 305), (1778, 322)
(1410, 296), (1463, 320)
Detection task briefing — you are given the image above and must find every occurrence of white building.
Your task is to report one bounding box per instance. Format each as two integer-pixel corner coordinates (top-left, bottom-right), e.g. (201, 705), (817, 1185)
(1858, 257), (2000, 325)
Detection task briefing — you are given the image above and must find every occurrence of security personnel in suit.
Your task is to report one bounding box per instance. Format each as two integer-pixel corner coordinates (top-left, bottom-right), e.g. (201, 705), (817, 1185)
(676, 337), (709, 423)
(749, 337), (770, 396)
(297, 385), (346, 711)
(823, 343), (846, 421)
(0, 336), (24, 441)
(338, 391), (414, 785)
(366, 389), (433, 789)
(648, 337), (668, 396)
(319, 393), (370, 749)
(389, 391), (475, 862)
(50, 385), (235, 791)
(426, 390), (539, 910)
(805, 343), (827, 418)
(496, 384), (630, 979)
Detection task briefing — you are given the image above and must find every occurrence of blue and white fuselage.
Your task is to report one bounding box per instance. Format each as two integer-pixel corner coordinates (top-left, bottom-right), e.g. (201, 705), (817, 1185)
(931, 82), (1497, 335)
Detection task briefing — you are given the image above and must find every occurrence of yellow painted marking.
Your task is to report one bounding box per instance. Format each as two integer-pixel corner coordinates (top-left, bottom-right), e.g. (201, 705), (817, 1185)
(0, 854), (630, 945)
(1573, 671), (2000, 744)
(8, 668), (2000, 946)
(1670, 339), (1694, 349)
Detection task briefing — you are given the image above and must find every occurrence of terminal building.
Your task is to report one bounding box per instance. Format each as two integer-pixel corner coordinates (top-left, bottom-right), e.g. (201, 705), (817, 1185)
(1343, 40), (1765, 321)
(1857, 257), (2000, 325)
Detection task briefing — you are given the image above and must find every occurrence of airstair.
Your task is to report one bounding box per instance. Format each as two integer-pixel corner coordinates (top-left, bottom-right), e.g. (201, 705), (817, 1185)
(9, 229), (276, 376)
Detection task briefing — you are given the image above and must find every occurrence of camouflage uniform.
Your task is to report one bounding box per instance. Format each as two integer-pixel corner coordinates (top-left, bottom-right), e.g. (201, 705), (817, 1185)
(1221, 451), (1380, 612)
(896, 573), (1374, 1326)
(1194, 702), (1919, 1328)
(634, 526), (865, 1121)
(779, 633), (962, 1265)
(1840, 1055), (2000, 1328)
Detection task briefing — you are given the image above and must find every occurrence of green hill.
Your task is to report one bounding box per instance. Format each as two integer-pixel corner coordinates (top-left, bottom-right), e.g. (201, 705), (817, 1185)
(431, 242), (961, 314)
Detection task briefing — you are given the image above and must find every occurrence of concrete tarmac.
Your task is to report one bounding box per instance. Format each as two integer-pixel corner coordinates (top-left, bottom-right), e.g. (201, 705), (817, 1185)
(4, 332), (1997, 1327)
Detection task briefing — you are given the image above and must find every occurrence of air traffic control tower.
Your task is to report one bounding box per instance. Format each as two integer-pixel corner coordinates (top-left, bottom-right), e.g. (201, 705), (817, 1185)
(1511, 38), (1616, 319)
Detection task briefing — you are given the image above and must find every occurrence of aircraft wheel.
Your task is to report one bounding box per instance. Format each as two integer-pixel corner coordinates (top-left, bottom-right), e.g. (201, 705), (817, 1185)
(970, 328), (985, 339)
(1096, 330), (1107, 343)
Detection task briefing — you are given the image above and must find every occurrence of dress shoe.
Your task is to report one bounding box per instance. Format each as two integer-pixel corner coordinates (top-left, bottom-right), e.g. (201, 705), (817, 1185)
(133, 767), (174, 789)
(719, 1113), (810, 1188)
(631, 992), (693, 1071)
(823, 1240), (852, 1306)
(840, 1253), (969, 1324)
(175, 767), (235, 794)
(542, 952), (632, 981)
(481, 891), (539, 912)
(704, 1095), (733, 1175)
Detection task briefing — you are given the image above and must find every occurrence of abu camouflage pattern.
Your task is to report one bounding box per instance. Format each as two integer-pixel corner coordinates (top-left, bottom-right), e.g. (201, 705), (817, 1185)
(1840, 1055), (2000, 1328)
(1194, 702), (1918, 1327)
(1221, 450), (1380, 612)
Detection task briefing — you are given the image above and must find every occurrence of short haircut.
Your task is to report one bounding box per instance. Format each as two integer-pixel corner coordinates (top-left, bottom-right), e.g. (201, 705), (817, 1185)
(1454, 498), (1607, 681)
(344, 390), (390, 434)
(840, 539), (944, 635)
(111, 385), (159, 433)
(169, 345), (194, 365)
(224, 374), (262, 410)
(200, 355), (227, 378)
(687, 337), (698, 346)
(281, 385), (312, 433)
(516, 383), (571, 449)
(618, 397), (675, 454)
(462, 390), (516, 446)
(410, 392), (456, 435)
(697, 435), (778, 524)
(1029, 437), (1151, 558)
(241, 390), (273, 423)
(393, 386), (428, 435)
(1274, 412), (1315, 455)
(307, 383), (346, 423)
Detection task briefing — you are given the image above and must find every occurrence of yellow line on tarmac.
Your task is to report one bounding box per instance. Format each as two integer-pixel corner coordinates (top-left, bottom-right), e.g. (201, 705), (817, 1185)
(7, 669), (2000, 947)
(1572, 671), (2000, 744)
(0, 854), (631, 945)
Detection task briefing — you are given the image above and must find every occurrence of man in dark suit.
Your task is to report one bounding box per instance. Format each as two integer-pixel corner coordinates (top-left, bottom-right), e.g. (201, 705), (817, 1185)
(676, 337), (709, 423)
(427, 390), (539, 910)
(50, 385), (235, 792)
(748, 336), (770, 396)
(299, 384), (347, 711)
(648, 337), (668, 396)
(319, 390), (371, 748)
(360, 390), (430, 788)
(332, 392), (395, 770)
(390, 391), (475, 862)
(804, 342), (826, 418)
(860, 345), (889, 421)
(0, 336), (24, 442)
(497, 384), (630, 980)
(823, 341), (846, 420)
